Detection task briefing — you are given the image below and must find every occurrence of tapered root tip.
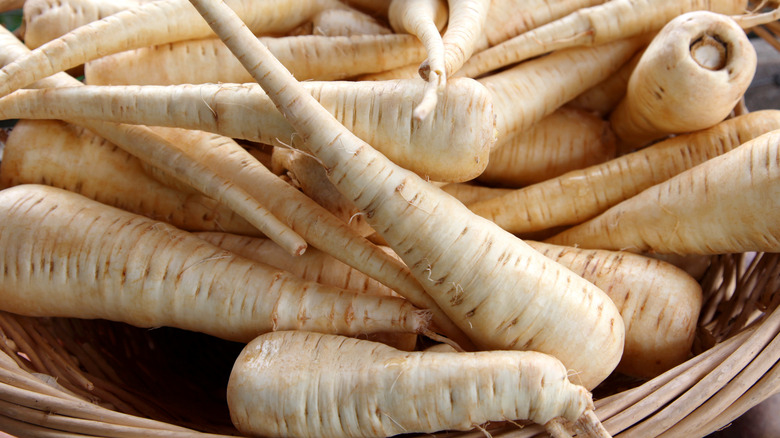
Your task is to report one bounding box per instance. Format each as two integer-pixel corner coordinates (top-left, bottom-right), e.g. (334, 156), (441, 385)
(412, 71), (445, 122)
(574, 410), (612, 438)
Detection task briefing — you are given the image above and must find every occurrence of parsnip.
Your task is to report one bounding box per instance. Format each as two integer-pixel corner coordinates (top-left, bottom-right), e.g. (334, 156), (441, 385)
(609, 11), (757, 151)
(0, 24), (308, 257)
(84, 34), (427, 85)
(312, 8), (393, 36)
(528, 241), (702, 378)
(21, 0), (146, 49)
(0, 185), (429, 342)
(546, 129), (780, 255)
(0, 0), (349, 97)
(0, 79), (495, 182)
(0, 119), (260, 236)
(478, 35), (647, 149)
(478, 107), (617, 187)
(469, 110), (780, 235)
(227, 331), (608, 437)
(272, 147), (375, 237)
(188, 0), (625, 389)
(456, 0), (748, 78)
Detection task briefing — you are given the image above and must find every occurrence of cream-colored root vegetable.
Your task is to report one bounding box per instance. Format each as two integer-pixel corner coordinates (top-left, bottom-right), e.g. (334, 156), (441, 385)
(145, 127), (473, 348)
(0, 26), (306, 256)
(546, 129), (780, 254)
(478, 36), (647, 150)
(609, 11), (757, 151)
(195, 232), (397, 297)
(21, 0), (147, 49)
(439, 182), (513, 206)
(478, 107), (617, 187)
(481, 0), (606, 47)
(84, 34), (427, 85)
(171, 128), (474, 348)
(456, 0), (748, 78)
(311, 7), (393, 36)
(0, 0), (349, 97)
(388, 0), (448, 119)
(272, 147), (376, 237)
(0, 185), (430, 342)
(567, 50), (643, 117)
(469, 110), (780, 235)
(188, 0), (625, 390)
(228, 331), (608, 438)
(528, 241), (702, 378)
(0, 79), (494, 183)
(0, 119), (260, 236)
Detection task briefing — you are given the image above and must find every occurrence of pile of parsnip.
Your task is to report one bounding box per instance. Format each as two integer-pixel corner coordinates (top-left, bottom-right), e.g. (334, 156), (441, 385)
(0, 0), (779, 437)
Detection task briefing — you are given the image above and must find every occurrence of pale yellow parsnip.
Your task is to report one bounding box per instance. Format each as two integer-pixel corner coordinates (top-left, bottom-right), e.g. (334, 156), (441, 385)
(0, 79), (495, 183)
(0, 119), (260, 236)
(228, 331), (599, 437)
(0, 185), (429, 342)
(546, 129), (780, 254)
(187, 0), (625, 391)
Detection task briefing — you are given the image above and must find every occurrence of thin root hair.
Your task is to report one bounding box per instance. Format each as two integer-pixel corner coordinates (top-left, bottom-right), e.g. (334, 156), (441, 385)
(347, 211), (365, 225)
(272, 135), (327, 169)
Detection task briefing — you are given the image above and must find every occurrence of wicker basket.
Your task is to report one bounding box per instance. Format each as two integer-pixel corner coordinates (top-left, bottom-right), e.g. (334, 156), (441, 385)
(0, 251), (777, 438)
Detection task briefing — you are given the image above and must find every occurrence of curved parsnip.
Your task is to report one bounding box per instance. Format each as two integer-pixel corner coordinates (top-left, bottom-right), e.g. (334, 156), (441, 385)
(469, 110), (780, 235)
(195, 232), (398, 298)
(528, 241), (702, 378)
(456, 0), (748, 78)
(84, 34), (427, 85)
(22, 0), (146, 49)
(0, 119), (260, 236)
(0, 79), (495, 182)
(482, 0), (606, 47)
(228, 331), (606, 437)
(0, 0), (348, 97)
(0, 26), (307, 257)
(146, 127), (473, 349)
(311, 8), (393, 36)
(546, 129), (780, 255)
(609, 11), (757, 151)
(478, 36), (647, 149)
(388, 0), (448, 119)
(477, 107), (617, 187)
(0, 185), (430, 342)
(189, 0), (625, 390)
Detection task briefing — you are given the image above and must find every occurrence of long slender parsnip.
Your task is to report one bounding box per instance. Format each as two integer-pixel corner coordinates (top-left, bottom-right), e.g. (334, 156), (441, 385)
(146, 127), (474, 350)
(0, 185), (430, 342)
(0, 79), (495, 182)
(482, 0), (607, 47)
(527, 241), (702, 379)
(0, 25), (307, 257)
(311, 8), (393, 36)
(456, 0), (748, 78)
(469, 110), (780, 235)
(228, 331), (609, 438)
(22, 0), (146, 49)
(478, 36), (647, 149)
(0, 119), (260, 236)
(189, 0), (625, 390)
(195, 232), (398, 298)
(609, 11), (757, 151)
(0, 0), (348, 97)
(84, 34), (427, 85)
(546, 129), (780, 254)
